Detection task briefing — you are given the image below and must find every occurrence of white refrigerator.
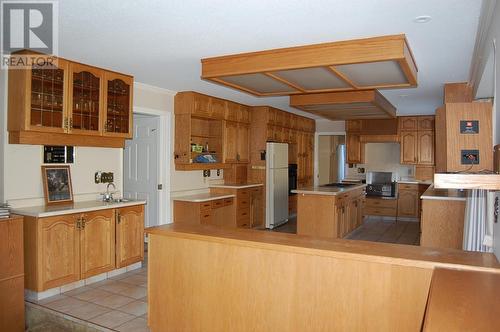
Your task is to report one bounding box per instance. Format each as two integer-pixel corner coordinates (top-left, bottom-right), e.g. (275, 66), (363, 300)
(266, 142), (289, 229)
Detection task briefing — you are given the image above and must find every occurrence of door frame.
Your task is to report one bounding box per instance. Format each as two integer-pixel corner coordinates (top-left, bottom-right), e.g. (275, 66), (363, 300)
(314, 131), (346, 187)
(131, 106), (171, 226)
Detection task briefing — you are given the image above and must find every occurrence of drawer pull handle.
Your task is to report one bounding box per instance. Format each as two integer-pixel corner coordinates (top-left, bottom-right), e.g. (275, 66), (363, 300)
(203, 214), (210, 218)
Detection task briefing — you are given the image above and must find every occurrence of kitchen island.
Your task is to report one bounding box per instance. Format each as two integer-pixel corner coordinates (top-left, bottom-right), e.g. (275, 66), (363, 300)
(146, 223), (500, 332)
(292, 184), (366, 239)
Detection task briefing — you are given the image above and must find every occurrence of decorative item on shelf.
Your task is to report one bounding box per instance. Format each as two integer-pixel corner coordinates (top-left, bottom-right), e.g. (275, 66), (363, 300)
(191, 144), (203, 153)
(41, 165), (74, 205)
(0, 203), (11, 219)
(194, 154), (218, 163)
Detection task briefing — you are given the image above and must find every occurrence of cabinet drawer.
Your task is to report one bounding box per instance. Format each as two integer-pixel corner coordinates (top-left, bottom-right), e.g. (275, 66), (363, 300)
(211, 199), (224, 209)
(250, 187), (262, 194)
(223, 198), (234, 206)
(238, 198), (250, 209)
(237, 189), (250, 199)
(398, 183), (418, 191)
(200, 202), (212, 211)
(237, 208), (250, 220)
(365, 198), (397, 209)
(200, 211), (212, 224)
(364, 206), (397, 216)
(237, 217), (250, 228)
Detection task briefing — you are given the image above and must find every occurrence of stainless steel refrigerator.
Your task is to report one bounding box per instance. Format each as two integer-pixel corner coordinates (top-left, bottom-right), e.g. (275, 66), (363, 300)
(266, 142), (289, 229)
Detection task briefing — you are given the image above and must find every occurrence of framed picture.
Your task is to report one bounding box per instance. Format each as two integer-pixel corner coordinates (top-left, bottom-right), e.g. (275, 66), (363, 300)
(42, 165), (74, 205)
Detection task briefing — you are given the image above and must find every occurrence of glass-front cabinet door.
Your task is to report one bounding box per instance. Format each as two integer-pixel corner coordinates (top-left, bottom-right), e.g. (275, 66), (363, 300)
(29, 58), (69, 132)
(69, 64), (103, 135)
(104, 72), (133, 138)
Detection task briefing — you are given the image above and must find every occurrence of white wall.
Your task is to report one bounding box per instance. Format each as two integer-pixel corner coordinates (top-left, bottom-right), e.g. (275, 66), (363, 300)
(315, 119), (345, 133)
(345, 143), (414, 181)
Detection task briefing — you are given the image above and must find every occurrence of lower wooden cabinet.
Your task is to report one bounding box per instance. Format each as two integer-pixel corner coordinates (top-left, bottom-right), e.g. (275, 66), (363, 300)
(80, 209), (116, 279)
(421, 198), (466, 249)
(363, 197), (397, 217)
(0, 215), (24, 332)
(174, 198), (236, 227)
(116, 205), (145, 268)
(22, 204), (145, 292)
(397, 184), (419, 218)
(39, 214), (81, 290)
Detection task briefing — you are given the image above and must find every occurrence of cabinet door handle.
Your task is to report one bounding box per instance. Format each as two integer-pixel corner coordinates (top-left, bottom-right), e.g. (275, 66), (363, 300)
(76, 218), (81, 229)
(81, 218), (86, 229)
(117, 212), (121, 224)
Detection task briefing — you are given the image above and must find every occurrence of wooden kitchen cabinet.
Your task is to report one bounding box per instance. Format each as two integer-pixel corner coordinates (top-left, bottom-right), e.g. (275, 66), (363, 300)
(68, 63), (104, 136)
(103, 72), (133, 138)
(400, 116), (435, 166)
(0, 215), (25, 332)
(397, 184), (419, 218)
(116, 205), (145, 268)
(209, 186), (263, 228)
(39, 213), (81, 290)
(417, 131), (435, 165)
(223, 121), (249, 163)
(364, 197), (397, 217)
(421, 198), (466, 249)
(237, 123), (250, 163)
(347, 133), (364, 164)
(250, 187), (264, 227)
(174, 197), (236, 227)
(8, 51), (133, 147)
(80, 209), (115, 279)
(21, 204), (145, 292)
(400, 131), (418, 164)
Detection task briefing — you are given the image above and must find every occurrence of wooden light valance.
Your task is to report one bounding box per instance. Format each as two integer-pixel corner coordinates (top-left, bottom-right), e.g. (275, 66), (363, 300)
(289, 90), (396, 120)
(201, 34), (417, 97)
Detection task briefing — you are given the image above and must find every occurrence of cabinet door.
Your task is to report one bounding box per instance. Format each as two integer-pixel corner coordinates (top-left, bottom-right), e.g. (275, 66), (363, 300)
(400, 131), (418, 164)
(346, 120), (362, 132)
(397, 190), (418, 217)
(28, 59), (70, 133)
(104, 72), (133, 138)
(223, 121), (238, 163)
(209, 98), (226, 120)
(346, 134), (363, 164)
(80, 209), (115, 279)
(237, 123), (249, 163)
(238, 105), (250, 123)
(399, 117), (417, 131)
(250, 188), (264, 227)
(305, 134), (314, 186)
(68, 63), (104, 135)
(39, 214), (80, 290)
(417, 116), (434, 131)
(193, 94), (211, 118)
(116, 205), (145, 268)
(417, 131), (435, 165)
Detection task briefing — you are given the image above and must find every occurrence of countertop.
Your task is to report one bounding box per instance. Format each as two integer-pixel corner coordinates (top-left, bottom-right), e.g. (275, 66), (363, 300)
(146, 223), (499, 273)
(173, 192), (235, 203)
(423, 268), (500, 331)
(210, 183), (263, 189)
(398, 178), (433, 185)
(292, 184), (366, 196)
(11, 199), (147, 218)
(420, 185), (466, 201)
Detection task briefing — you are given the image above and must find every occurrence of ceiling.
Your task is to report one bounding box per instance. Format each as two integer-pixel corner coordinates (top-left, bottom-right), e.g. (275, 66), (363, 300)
(58, 0), (483, 119)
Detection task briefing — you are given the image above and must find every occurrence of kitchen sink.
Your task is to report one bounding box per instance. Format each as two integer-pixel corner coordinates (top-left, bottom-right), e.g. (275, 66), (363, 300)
(111, 198), (129, 203)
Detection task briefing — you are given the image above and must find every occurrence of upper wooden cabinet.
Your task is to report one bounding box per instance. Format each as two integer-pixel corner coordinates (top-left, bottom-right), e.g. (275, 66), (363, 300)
(346, 133), (365, 164)
(104, 72), (133, 138)
(7, 52), (133, 147)
(399, 116), (435, 166)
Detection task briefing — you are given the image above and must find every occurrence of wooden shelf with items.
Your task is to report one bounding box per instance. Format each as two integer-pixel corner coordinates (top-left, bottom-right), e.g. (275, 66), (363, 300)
(7, 50), (133, 148)
(174, 91), (250, 170)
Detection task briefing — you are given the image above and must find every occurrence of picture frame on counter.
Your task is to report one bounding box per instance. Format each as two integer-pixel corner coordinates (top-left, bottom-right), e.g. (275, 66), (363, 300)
(41, 165), (74, 205)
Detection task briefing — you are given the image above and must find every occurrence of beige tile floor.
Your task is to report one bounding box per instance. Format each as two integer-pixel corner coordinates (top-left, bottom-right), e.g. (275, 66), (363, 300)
(28, 265), (149, 331)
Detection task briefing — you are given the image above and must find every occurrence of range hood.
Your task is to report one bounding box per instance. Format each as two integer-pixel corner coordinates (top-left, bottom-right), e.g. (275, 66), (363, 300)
(201, 34), (417, 97)
(289, 90), (396, 120)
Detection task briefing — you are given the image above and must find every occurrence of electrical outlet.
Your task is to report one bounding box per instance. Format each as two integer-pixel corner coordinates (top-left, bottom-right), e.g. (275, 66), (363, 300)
(461, 150), (480, 165)
(95, 171), (114, 183)
(94, 171), (102, 184)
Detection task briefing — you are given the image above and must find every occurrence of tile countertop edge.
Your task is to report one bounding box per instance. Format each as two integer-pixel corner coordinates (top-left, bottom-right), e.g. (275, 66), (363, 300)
(173, 193), (236, 203)
(209, 183), (264, 189)
(292, 184), (367, 196)
(420, 185), (467, 201)
(11, 200), (147, 218)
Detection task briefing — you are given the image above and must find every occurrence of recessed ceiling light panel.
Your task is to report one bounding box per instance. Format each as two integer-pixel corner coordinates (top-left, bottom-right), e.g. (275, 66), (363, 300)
(414, 15), (432, 23)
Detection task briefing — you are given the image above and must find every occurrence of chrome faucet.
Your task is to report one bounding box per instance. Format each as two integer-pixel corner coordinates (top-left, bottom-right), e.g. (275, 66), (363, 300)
(102, 182), (116, 202)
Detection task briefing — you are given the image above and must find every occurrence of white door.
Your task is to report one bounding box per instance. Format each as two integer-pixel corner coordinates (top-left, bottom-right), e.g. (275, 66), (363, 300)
(124, 115), (160, 228)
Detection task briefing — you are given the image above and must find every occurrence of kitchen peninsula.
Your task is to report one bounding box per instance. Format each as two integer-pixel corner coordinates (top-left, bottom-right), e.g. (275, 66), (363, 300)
(292, 184), (366, 239)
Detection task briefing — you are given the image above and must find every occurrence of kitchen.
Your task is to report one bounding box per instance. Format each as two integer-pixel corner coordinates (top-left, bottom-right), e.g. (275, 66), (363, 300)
(1, 1), (500, 331)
